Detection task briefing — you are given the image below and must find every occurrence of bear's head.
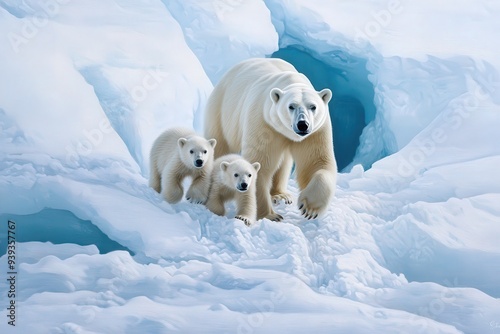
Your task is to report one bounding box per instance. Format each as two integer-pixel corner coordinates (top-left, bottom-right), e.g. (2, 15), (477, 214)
(220, 159), (261, 192)
(268, 84), (332, 142)
(178, 135), (217, 169)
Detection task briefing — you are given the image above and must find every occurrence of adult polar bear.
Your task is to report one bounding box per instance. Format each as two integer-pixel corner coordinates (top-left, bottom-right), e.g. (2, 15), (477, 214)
(205, 58), (337, 221)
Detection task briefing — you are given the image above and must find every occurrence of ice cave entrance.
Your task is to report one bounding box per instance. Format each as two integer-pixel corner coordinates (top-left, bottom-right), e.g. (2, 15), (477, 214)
(272, 46), (375, 171)
(0, 209), (132, 256)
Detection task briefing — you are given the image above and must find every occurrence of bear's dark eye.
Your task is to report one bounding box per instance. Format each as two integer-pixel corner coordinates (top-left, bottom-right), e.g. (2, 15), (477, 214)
(189, 150), (194, 154)
(288, 104), (295, 111)
(310, 105), (316, 111)
(203, 150), (207, 154)
(234, 173), (239, 177)
(248, 174), (252, 177)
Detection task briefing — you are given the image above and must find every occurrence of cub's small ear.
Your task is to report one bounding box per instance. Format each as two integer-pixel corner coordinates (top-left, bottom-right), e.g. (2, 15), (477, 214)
(319, 88), (332, 104)
(178, 138), (187, 148)
(252, 162), (261, 173)
(270, 88), (283, 103)
(220, 161), (230, 171)
(208, 138), (217, 148)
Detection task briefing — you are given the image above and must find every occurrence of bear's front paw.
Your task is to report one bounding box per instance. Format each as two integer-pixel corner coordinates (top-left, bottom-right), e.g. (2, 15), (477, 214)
(265, 212), (283, 222)
(298, 201), (319, 220)
(235, 215), (252, 226)
(271, 193), (293, 205)
(297, 181), (332, 220)
(297, 194), (324, 220)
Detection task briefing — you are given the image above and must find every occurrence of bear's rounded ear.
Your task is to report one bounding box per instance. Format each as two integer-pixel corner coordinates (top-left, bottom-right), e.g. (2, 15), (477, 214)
(208, 138), (217, 148)
(319, 88), (332, 104)
(220, 161), (230, 171)
(178, 138), (187, 148)
(270, 88), (283, 103)
(252, 162), (261, 173)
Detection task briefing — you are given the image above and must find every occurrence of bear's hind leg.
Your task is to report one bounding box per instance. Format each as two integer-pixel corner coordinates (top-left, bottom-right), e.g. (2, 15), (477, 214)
(205, 105), (231, 159)
(213, 136), (231, 159)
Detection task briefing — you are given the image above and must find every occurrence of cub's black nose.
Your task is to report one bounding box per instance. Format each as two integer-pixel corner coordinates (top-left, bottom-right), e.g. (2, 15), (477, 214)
(195, 159), (203, 167)
(240, 182), (248, 190)
(297, 120), (309, 132)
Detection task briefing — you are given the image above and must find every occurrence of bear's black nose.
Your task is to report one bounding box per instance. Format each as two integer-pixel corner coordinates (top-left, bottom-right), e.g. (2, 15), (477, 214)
(240, 182), (248, 189)
(195, 159), (203, 167)
(297, 120), (309, 132)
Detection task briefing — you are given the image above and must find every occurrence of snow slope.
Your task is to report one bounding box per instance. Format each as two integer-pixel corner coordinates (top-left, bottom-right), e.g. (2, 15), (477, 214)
(1, 1), (500, 333)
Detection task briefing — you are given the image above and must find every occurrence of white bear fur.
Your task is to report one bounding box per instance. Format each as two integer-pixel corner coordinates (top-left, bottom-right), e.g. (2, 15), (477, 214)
(149, 127), (216, 204)
(204, 58), (337, 221)
(206, 154), (260, 225)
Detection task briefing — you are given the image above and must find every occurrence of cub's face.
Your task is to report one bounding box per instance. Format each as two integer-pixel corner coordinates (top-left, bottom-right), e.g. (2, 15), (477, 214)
(220, 159), (261, 192)
(269, 86), (332, 142)
(178, 136), (217, 169)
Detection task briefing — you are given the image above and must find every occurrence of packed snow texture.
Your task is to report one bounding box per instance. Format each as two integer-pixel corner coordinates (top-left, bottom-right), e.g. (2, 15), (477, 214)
(1, 0), (500, 333)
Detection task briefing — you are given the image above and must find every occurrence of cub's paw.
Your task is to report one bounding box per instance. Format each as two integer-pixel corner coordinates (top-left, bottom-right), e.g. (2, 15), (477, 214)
(271, 193), (293, 205)
(186, 188), (207, 204)
(235, 215), (252, 226)
(186, 196), (206, 204)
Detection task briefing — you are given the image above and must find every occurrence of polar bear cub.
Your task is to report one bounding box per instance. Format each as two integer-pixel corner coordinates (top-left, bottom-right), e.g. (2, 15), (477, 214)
(206, 154), (261, 226)
(149, 127), (216, 204)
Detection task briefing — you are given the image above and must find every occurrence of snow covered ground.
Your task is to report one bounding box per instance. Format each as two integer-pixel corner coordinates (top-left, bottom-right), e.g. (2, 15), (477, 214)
(1, 0), (499, 333)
